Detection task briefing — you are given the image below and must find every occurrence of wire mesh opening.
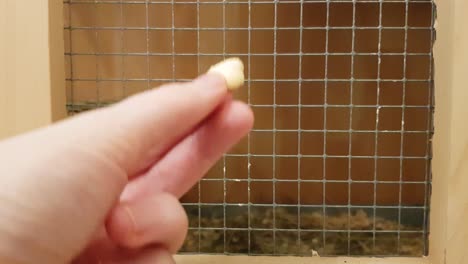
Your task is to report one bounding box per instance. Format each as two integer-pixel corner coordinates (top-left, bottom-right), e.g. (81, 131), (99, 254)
(63, 0), (435, 257)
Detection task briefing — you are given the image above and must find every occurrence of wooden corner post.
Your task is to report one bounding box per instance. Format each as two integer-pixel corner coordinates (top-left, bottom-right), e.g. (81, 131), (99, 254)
(430, 0), (468, 263)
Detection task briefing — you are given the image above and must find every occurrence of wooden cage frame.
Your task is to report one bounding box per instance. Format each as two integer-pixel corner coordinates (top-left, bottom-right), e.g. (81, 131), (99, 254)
(0, 0), (465, 263)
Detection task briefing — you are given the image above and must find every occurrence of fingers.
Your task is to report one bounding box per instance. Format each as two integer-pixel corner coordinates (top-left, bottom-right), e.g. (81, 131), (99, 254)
(121, 98), (254, 201)
(0, 75), (229, 263)
(76, 193), (185, 263)
(106, 193), (188, 253)
(4, 73), (228, 177)
(104, 74), (229, 176)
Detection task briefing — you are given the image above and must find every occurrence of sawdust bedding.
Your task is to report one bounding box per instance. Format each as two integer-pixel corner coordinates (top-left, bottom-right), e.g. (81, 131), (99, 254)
(180, 207), (424, 257)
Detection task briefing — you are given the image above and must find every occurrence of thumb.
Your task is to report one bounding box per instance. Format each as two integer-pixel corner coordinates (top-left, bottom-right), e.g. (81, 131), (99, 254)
(0, 74), (228, 264)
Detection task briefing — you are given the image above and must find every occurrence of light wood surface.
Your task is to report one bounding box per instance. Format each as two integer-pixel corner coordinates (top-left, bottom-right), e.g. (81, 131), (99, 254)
(430, 0), (468, 263)
(0, 0), (66, 141)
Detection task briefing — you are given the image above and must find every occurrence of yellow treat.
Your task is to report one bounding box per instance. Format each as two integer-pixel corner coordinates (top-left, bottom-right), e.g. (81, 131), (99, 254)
(207, 57), (245, 90)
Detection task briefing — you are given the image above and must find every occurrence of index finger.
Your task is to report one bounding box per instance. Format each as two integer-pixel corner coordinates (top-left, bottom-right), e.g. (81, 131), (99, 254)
(120, 98), (254, 201)
(33, 73), (229, 178)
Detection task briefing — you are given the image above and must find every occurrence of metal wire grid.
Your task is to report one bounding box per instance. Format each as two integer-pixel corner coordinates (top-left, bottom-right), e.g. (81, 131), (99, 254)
(64, 0), (435, 257)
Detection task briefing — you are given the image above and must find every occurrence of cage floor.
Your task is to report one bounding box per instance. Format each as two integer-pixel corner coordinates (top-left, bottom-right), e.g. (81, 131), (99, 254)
(180, 206), (424, 256)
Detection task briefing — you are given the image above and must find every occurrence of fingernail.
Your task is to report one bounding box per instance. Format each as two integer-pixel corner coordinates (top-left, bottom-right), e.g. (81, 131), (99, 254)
(116, 199), (156, 247)
(108, 193), (189, 254)
(107, 204), (139, 248)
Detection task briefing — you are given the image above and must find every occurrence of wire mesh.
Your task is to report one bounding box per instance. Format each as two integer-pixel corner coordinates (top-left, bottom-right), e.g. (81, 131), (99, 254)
(63, 0), (435, 257)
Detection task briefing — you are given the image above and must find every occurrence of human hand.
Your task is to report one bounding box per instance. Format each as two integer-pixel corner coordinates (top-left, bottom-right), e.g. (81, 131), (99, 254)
(0, 74), (253, 264)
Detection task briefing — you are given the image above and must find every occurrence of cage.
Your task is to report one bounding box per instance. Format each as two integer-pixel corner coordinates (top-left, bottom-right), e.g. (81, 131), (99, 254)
(0, 0), (466, 263)
(62, 0), (435, 257)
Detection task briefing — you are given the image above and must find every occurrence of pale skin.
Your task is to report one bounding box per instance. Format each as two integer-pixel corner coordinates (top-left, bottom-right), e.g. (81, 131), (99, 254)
(0, 73), (253, 264)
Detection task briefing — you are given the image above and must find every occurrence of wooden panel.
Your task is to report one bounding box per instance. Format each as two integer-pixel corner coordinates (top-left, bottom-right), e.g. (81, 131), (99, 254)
(0, 0), (66, 140)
